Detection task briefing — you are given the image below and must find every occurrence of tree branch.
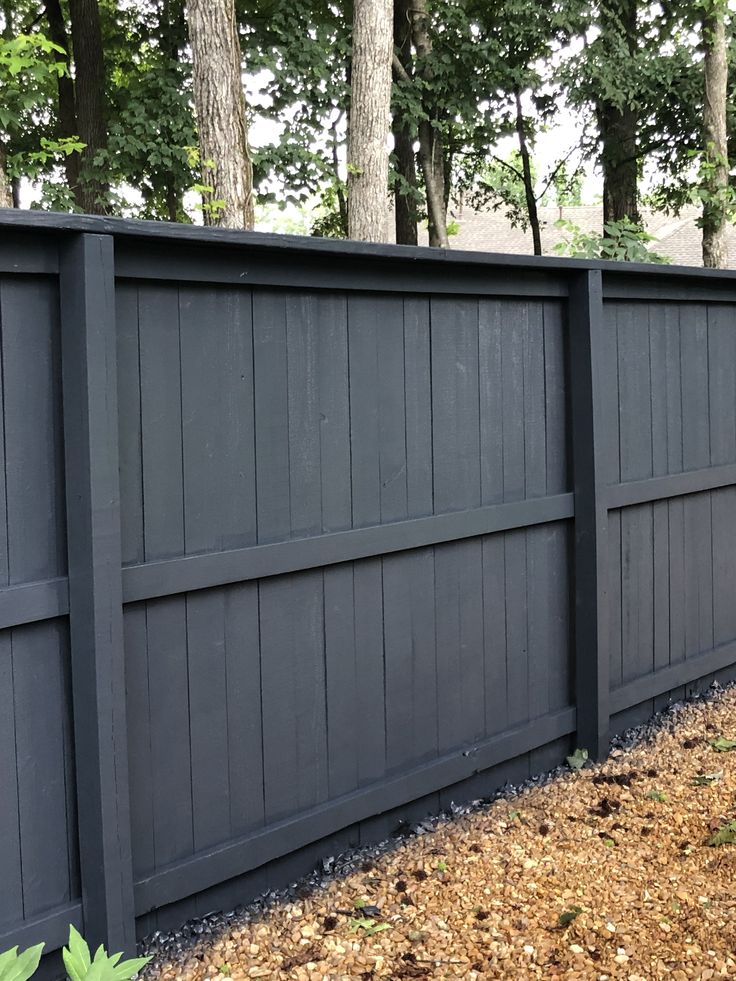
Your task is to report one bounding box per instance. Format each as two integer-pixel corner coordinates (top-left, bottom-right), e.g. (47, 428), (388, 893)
(392, 51), (412, 85)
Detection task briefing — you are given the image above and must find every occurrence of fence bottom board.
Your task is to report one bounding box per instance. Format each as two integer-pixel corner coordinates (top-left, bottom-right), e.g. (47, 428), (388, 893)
(0, 901), (83, 953)
(136, 734), (574, 942)
(610, 637), (736, 715)
(611, 659), (736, 736)
(133, 707), (576, 914)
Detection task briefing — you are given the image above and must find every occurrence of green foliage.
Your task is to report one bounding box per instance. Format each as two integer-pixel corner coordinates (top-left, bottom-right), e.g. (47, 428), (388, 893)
(552, 162), (584, 208)
(710, 736), (736, 752)
(566, 748), (588, 770)
(645, 789), (668, 802)
(348, 918), (391, 937)
(63, 926), (150, 981)
(557, 906), (582, 927)
(94, 1), (197, 219)
(0, 944), (45, 981)
(0, 31), (75, 186)
(707, 820), (736, 846)
(553, 218), (671, 264)
(691, 771), (722, 785)
(474, 152), (535, 229)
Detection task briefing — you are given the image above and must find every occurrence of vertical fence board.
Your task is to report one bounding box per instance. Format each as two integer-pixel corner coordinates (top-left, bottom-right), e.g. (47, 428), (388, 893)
(260, 571), (328, 823)
(345, 296), (387, 783)
(14, 623), (72, 916)
(253, 290), (291, 543)
(148, 598), (194, 871)
(116, 284), (144, 566)
(543, 301), (568, 496)
(123, 605), (154, 881)
(2, 278), (66, 584)
(223, 584), (264, 836)
(60, 234), (135, 952)
(431, 298), (485, 751)
(570, 270), (609, 758)
(403, 298), (434, 517)
(180, 287), (256, 554)
(0, 631), (23, 929)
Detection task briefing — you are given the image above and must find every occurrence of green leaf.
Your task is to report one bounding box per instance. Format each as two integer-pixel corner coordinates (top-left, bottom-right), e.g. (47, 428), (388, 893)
(691, 771), (723, 786)
(68, 926), (91, 972)
(63, 926), (91, 981)
(708, 820), (736, 846)
(646, 789), (667, 802)
(61, 927), (150, 981)
(0, 944), (44, 981)
(710, 737), (736, 752)
(110, 957), (151, 980)
(558, 906), (582, 927)
(566, 748), (588, 770)
(348, 918), (391, 937)
(0, 952), (19, 978)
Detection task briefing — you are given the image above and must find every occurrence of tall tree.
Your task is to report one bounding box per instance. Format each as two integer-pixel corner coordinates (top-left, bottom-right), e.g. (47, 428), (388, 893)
(597, 0), (639, 223)
(348, 0), (393, 241)
(408, 0), (448, 247)
(68, 0), (108, 213)
(0, 144), (11, 207)
(188, 0), (254, 228)
(701, 0), (729, 268)
(392, 0), (418, 245)
(45, 0), (80, 199)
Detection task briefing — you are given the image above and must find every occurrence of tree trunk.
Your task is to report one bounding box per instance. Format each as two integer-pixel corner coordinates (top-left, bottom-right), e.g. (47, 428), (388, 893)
(187, 0), (254, 229)
(45, 0), (81, 199)
(392, 0), (417, 245)
(68, 0), (108, 213)
(0, 145), (12, 208)
(598, 0), (638, 224)
(702, 0), (729, 268)
(514, 89), (542, 256)
(409, 0), (448, 247)
(348, 0), (393, 242)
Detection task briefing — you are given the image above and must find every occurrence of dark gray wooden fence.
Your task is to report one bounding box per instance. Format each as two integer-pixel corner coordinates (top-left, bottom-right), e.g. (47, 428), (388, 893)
(3, 211), (736, 963)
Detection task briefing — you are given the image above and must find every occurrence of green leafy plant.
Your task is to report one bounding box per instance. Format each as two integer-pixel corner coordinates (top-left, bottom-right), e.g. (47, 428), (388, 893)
(557, 906), (583, 927)
(710, 737), (736, 752)
(0, 944), (45, 981)
(646, 789), (668, 803)
(348, 918), (391, 937)
(566, 748), (588, 770)
(692, 771), (723, 786)
(63, 926), (150, 981)
(553, 218), (671, 264)
(707, 820), (736, 847)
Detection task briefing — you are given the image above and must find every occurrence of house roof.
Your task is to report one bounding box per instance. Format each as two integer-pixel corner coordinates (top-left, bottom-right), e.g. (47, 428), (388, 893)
(410, 203), (736, 268)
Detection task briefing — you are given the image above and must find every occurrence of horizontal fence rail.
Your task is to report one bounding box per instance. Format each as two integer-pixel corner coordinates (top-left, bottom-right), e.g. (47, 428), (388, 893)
(2, 211), (736, 964)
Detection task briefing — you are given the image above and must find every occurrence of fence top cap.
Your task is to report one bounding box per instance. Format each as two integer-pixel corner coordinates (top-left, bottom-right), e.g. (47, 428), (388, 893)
(2, 207), (736, 283)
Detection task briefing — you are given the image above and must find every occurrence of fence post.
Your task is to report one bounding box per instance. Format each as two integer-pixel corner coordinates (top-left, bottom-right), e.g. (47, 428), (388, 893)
(59, 233), (136, 954)
(569, 268), (610, 761)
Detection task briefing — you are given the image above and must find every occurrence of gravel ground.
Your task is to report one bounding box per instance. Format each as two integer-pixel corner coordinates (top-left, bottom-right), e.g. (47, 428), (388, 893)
(144, 685), (736, 980)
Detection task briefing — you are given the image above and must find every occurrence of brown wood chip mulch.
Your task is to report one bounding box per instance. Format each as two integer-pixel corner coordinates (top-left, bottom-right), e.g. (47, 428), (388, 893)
(150, 688), (736, 980)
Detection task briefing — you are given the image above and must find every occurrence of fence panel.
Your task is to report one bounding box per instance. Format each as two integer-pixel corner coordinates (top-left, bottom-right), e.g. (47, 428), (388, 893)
(0, 264), (80, 950)
(2, 213), (736, 964)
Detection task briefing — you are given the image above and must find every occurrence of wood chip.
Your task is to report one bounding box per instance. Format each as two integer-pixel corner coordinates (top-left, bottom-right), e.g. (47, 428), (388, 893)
(145, 687), (736, 981)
